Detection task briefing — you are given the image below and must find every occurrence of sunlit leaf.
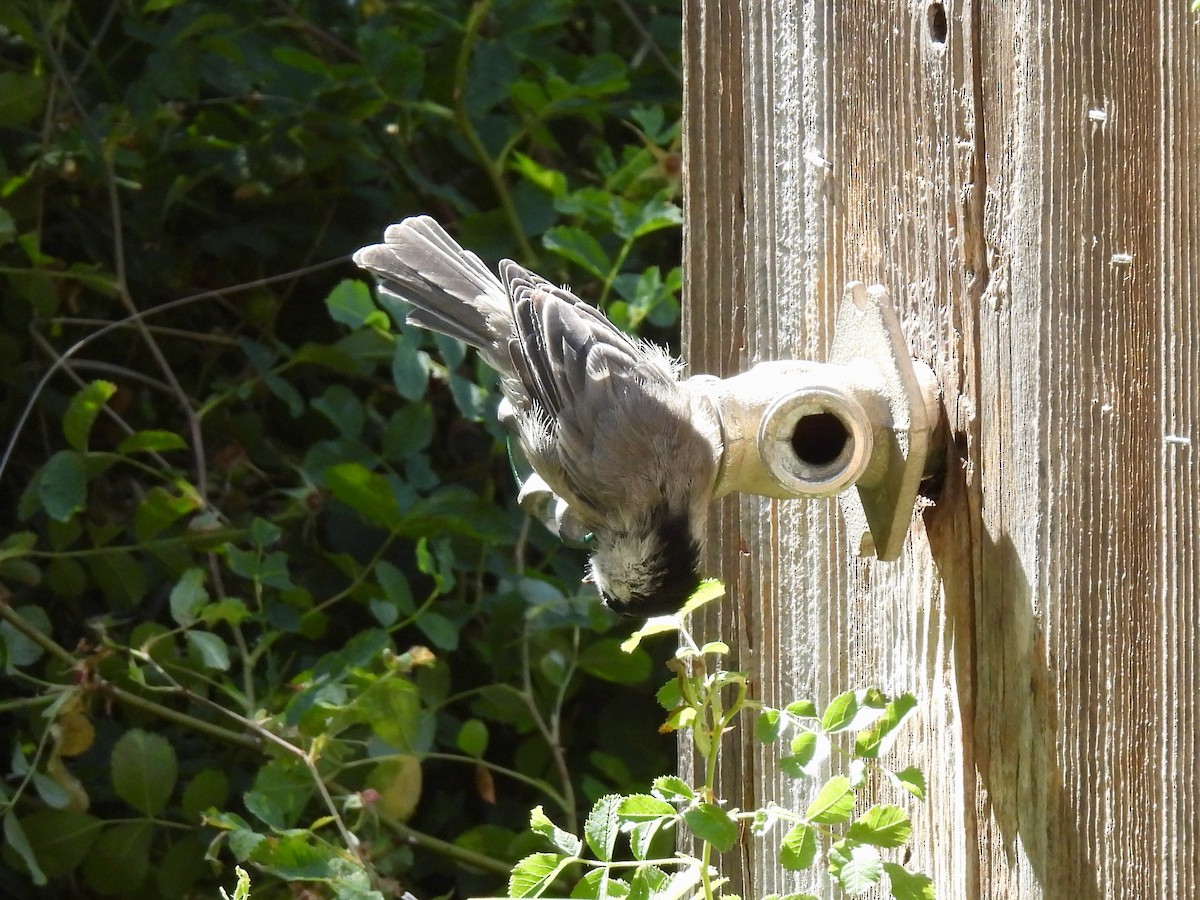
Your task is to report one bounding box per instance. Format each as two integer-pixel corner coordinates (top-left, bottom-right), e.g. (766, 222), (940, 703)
(584, 794), (621, 861)
(856, 692), (919, 759)
(326, 279), (389, 330)
(804, 775), (854, 824)
(63, 381), (116, 452)
(508, 852), (566, 898)
(779, 822), (817, 871)
(828, 840), (883, 894)
(847, 805), (911, 849)
(682, 802), (737, 853)
(529, 805), (582, 857)
(883, 862), (936, 900)
(822, 688), (887, 733)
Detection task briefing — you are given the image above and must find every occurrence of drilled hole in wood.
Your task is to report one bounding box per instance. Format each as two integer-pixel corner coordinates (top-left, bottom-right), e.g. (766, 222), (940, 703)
(927, 2), (948, 44)
(791, 411), (850, 468)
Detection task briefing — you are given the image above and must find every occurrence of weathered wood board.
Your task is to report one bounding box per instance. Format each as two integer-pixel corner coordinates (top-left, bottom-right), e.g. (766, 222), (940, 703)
(681, 1), (1200, 896)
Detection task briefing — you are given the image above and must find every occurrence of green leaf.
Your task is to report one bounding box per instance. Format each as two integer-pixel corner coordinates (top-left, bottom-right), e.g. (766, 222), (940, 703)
(572, 866), (631, 899)
(529, 806), (582, 857)
(365, 755), (422, 822)
(11, 809), (99, 880)
(885, 765), (927, 801)
(448, 372), (489, 420)
(683, 802), (738, 853)
(416, 610), (459, 650)
(0, 205), (14, 247)
(780, 731), (830, 780)
(786, 699), (818, 719)
(613, 197), (682, 240)
(680, 578), (726, 615)
(63, 380), (116, 452)
(111, 729), (178, 815)
(828, 841), (883, 894)
(415, 537), (456, 594)
(883, 862), (936, 900)
(391, 336), (429, 400)
(628, 865), (670, 900)
(182, 768), (230, 821)
(651, 775), (693, 802)
(326, 279), (389, 330)
(383, 403), (434, 459)
(805, 775), (855, 824)
(584, 794), (621, 861)
(311, 384), (365, 438)
(511, 151), (568, 197)
(616, 794), (677, 860)
(543, 226), (610, 280)
(779, 822), (817, 871)
(0, 72), (45, 126)
(756, 708), (782, 743)
(37, 450), (89, 522)
(578, 638), (651, 684)
(4, 811), (46, 885)
(847, 805), (911, 849)
(0, 604), (52, 668)
(822, 688), (887, 733)
(246, 761), (312, 830)
(456, 719), (489, 758)
(325, 462), (401, 528)
(134, 484), (200, 541)
(170, 566), (209, 626)
(81, 822), (152, 895)
(186, 631), (231, 671)
(508, 852), (567, 898)
(354, 677), (424, 752)
(616, 793), (677, 822)
(856, 692), (919, 758)
(117, 429), (188, 454)
(86, 548), (147, 611)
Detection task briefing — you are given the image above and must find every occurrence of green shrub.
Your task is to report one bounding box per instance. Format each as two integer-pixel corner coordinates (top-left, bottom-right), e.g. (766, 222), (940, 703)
(0, 1), (683, 896)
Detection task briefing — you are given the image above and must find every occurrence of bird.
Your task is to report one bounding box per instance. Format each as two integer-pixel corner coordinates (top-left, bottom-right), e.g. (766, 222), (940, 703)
(353, 216), (722, 617)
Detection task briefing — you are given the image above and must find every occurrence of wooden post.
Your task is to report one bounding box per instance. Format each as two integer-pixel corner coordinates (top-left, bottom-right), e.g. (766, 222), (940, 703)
(681, 1), (1200, 896)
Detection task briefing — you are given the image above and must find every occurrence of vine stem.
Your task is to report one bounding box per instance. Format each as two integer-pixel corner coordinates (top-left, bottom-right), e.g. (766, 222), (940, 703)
(451, 0), (537, 263)
(0, 602), (260, 751)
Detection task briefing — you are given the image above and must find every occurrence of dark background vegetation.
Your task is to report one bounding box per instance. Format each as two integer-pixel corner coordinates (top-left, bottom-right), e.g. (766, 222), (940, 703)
(0, 1), (684, 896)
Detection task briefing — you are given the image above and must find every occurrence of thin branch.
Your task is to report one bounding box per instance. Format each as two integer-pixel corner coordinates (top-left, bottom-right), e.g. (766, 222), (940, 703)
(0, 257), (347, 488)
(37, 14), (210, 502)
(451, 0), (537, 263)
(0, 602), (260, 751)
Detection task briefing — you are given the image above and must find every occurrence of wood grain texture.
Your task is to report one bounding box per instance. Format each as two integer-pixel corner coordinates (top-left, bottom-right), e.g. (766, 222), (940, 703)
(681, 0), (1199, 896)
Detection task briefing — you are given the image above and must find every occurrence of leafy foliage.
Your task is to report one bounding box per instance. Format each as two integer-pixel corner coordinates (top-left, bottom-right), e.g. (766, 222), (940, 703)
(499, 585), (935, 899)
(0, 1), (683, 897)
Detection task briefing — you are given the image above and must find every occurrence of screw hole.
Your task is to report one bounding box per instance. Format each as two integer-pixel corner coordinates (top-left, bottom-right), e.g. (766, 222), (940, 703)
(927, 2), (948, 44)
(791, 411), (850, 467)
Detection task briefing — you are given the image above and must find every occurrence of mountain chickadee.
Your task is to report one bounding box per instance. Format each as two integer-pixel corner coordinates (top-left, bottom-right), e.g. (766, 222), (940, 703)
(353, 216), (722, 617)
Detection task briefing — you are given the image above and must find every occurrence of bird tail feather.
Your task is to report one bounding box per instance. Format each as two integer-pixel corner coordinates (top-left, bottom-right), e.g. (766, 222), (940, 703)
(353, 216), (512, 363)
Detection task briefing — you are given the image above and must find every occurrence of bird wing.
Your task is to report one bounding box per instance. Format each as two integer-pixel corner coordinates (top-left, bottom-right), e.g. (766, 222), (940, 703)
(499, 260), (685, 514)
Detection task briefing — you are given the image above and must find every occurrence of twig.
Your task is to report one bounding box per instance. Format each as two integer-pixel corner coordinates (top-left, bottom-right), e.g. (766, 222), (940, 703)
(451, 0), (537, 263)
(0, 602), (260, 751)
(0, 257), (347, 489)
